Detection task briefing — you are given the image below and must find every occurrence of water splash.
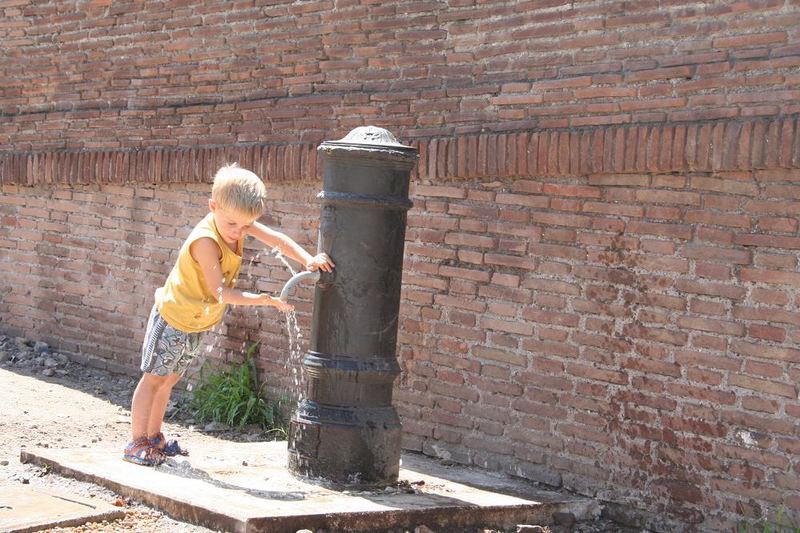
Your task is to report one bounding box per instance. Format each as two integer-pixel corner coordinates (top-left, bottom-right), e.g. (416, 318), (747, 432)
(272, 248), (297, 276)
(244, 252), (262, 284)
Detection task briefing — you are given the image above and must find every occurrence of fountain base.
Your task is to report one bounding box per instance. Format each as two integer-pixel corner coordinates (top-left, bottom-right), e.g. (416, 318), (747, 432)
(287, 400), (402, 487)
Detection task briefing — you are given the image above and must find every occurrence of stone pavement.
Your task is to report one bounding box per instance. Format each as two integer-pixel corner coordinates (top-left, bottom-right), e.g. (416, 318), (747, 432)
(0, 485), (124, 532)
(21, 441), (599, 532)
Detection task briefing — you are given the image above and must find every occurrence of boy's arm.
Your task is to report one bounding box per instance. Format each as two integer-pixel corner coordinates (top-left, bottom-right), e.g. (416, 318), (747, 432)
(190, 237), (293, 311)
(246, 221), (334, 272)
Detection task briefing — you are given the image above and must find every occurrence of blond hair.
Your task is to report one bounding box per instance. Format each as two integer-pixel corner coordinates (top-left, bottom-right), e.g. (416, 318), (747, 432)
(211, 164), (267, 218)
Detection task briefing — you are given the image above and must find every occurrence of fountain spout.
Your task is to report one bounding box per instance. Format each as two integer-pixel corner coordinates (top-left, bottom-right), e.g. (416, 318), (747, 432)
(279, 270), (321, 301)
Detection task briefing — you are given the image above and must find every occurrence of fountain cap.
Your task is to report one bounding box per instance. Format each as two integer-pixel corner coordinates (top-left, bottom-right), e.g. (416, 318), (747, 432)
(323, 126), (414, 151)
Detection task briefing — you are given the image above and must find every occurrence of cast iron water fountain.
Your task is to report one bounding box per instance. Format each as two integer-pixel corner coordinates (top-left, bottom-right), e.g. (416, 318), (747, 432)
(280, 126), (418, 487)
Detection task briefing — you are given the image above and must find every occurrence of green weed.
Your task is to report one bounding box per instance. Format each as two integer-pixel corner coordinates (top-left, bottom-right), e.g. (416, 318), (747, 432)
(190, 341), (291, 439)
(738, 508), (800, 533)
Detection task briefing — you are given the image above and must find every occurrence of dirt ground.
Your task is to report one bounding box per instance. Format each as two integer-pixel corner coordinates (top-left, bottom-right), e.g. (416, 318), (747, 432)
(0, 334), (635, 533)
(0, 334), (222, 532)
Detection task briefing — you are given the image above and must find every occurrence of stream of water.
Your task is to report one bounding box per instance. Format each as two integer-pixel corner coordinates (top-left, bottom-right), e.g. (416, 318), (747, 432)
(269, 247), (305, 398)
(284, 309), (305, 399)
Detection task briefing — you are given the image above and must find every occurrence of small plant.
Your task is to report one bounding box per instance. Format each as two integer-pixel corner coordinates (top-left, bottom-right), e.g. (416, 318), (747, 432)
(738, 507), (800, 533)
(190, 341), (291, 439)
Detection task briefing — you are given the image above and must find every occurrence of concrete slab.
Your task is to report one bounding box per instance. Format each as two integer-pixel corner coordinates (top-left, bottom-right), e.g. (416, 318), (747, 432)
(0, 485), (124, 533)
(21, 442), (599, 533)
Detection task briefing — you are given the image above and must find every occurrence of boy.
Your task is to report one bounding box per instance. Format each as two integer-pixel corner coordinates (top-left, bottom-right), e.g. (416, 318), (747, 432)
(124, 164), (334, 466)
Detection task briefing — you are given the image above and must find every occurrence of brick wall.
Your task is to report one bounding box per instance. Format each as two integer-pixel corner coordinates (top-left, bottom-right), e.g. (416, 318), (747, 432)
(2, 1), (800, 530)
(1, 0), (799, 149)
(3, 163), (799, 530)
(400, 171), (800, 531)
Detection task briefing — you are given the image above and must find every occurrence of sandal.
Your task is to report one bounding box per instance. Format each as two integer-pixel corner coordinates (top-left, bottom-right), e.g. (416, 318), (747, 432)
(123, 437), (165, 466)
(149, 432), (188, 457)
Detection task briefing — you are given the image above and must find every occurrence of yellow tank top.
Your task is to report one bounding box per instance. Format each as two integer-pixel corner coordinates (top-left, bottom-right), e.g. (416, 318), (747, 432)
(155, 213), (243, 333)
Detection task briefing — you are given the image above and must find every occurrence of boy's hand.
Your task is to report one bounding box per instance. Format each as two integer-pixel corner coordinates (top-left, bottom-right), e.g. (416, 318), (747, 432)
(262, 295), (294, 313)
(305, 253), (335, 273)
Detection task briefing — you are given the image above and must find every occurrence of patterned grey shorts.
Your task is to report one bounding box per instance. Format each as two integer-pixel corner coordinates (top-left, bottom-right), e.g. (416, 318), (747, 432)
(140, 305), (204, 377)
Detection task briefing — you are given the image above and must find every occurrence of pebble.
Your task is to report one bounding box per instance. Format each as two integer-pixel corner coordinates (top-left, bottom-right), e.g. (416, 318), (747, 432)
(516, 526), (547, 533)
(203, 421), (227, 432)
(552, 511), (577, 526)
(0, 460), (8, 466)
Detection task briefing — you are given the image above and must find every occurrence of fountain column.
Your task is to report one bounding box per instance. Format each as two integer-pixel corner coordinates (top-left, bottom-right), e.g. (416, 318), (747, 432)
(287, 126), (418, 486)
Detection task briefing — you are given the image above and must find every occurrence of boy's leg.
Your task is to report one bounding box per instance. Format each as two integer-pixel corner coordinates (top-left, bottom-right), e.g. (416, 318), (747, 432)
(136, 304), (203, 451)
(130, 372), (171, 440)
(146, 371), (182, 437)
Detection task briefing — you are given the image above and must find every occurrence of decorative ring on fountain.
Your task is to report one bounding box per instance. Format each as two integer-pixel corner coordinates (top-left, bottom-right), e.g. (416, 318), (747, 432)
(279, 270), (321, 301)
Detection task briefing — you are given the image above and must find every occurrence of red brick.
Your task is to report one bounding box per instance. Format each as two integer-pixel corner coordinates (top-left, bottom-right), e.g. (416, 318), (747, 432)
(747, 324), (786, 342)
(438, 265), (491, 283)
(472, 345), (526, 367)
(753, 252), (798, 269)
(681, 245), (751, 264)
(483, 252), (535, 270)
(624, 323), (689, 346)
(744, 360), (784, 379)
(734, 305), (800, 326)
(713, 31), (787, 49)
(685, 210), (751, 229)
(480, 316), (533, 336)
(740, 268), (800, 286)
(414, 184), (466, 199)
(542, 183), (602, 198)
(444, 232), (495, 248)
(736, 233), (800, 250)
(731, 340), (800, 362)
(675, 279), (747, 300)
(749, 287), (789, 306)
(496, 192), (549, 209)
(626, 221), (692, 240)
(742, 396), (780, 414)
(675, 316), (745, 336)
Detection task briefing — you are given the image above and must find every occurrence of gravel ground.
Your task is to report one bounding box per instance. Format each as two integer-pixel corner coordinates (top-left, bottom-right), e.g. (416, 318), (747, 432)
(0, 335), (637, 533)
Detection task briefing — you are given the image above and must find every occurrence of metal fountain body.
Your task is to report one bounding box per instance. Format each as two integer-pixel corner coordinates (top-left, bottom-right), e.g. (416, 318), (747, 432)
(285, 126), (418, 487)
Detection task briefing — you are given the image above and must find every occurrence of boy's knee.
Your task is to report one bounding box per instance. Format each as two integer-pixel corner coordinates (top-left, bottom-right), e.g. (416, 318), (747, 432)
(140, 372), (170, 389)
(147, 371), (182, 389)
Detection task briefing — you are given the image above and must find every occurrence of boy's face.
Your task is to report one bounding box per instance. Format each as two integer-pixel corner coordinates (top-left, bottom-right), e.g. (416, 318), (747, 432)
(209, 199), (258, 244)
